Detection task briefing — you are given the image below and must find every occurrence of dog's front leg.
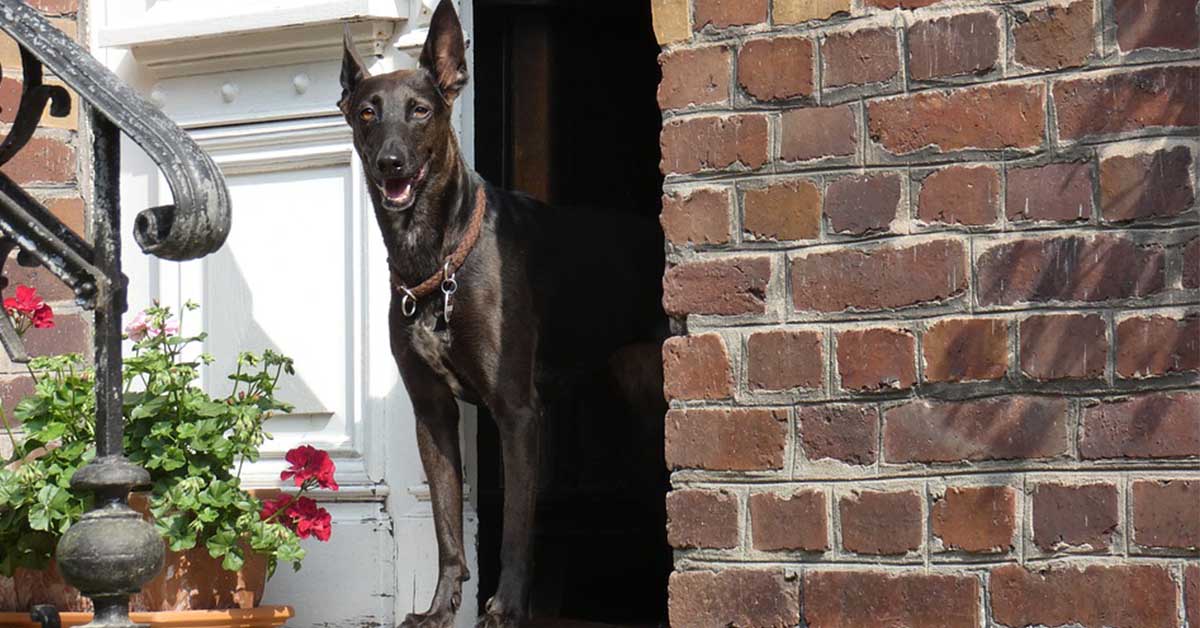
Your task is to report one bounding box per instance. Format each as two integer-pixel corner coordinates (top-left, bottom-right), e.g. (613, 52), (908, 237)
(398, 352), (469, 628)
(478, 398), (540, 628)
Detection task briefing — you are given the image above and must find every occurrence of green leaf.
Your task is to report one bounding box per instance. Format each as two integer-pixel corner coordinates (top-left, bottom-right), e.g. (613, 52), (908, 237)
(220, 547), (244, 572)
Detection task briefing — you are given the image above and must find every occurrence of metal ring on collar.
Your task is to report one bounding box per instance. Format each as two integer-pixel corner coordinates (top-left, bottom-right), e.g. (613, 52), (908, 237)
(399, 285), (417, 317)
(442, 260), (458, 294)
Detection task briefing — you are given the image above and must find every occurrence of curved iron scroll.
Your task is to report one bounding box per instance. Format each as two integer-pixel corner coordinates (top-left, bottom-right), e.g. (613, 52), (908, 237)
(0, 0), (230, 262)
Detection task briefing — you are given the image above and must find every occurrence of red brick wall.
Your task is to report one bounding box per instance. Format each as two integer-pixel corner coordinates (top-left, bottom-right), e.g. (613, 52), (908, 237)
(653, 0), (1199, 625)
(0, 0), (88, 443)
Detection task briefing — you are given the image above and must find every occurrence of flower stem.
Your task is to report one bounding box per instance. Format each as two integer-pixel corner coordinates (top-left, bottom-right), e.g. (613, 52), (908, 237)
(0, 402), (18, 463)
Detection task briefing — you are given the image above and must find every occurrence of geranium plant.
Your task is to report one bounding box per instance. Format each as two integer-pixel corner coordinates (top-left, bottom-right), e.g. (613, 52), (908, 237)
(0, 296), (336, 578)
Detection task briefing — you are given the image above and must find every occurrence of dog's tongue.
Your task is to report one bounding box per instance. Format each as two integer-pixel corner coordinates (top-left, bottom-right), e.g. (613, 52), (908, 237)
(385, 177), (414, 202)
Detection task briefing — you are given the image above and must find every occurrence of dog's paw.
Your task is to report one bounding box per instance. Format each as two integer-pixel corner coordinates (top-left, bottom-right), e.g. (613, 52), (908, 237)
(399, 609), (457, 628)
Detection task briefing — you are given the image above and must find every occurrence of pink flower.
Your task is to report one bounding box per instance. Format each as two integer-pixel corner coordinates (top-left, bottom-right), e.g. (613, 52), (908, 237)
(125, 311), (150, 341)
(125, 310), (179, 341)
(280, 445), (339, 491)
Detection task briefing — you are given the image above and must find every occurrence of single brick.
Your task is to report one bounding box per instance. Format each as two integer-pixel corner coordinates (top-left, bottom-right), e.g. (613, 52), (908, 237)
(836, 327), (916, 392)
(0, 78), (78, 130)
(661, 188), (732, 247)
(791, 239), (967, 313)
(670, 569), (799, 627)
(26, 0), (77, 13)
(1020, 313), (1108, 380)
(22, 312), (87, 357)
(746, 329), (824, 392)
(743, 179), (821, 241)
(917, 165), (1000, 226)
(1114, 0), (1200, 52)
(662, 334), (734, 401)
(1132, 480), (1200, 550)
(650, 0), (690, 44)
(884, 396), (1070, 463)
(868, 83), (1045, 154)
(908, 12), (1000, 80)
(41, 195), (85, 237)
(663, 256), (771, 316)
(1116, 313), (1200, 378)
(738, 37), (814, 101)
(665, 407), (788, 471)
(774, 0), (849, 24)
(991, 564), (1178, 628)
(923, 318), (1009, 383)
(4, 136), (75, 184)
(1031, 483), (1120, 552)
(931, 485), (1016, 553)
(780, 104), (858, 163)
(1005, 161), (1094, 223)
(824, 173), (901, 236)
(1099, 145), (1194, 223)
(976, 235), (1166, 306)
(822, 27), (900, 89)
(693, 0), (767, 30)
(1079, 391), (1200, 459)
(804, 571), (980, 628)
(839, 490), (922, 555)
(750, 490), (829, 552)
(1055, 66), (1200, 141)
(666, 489), (740, 549)
(797, 404), (879, 465)
(7, 259), (76, 304)
(1013, 1), (1095, 70)
(0, 376), (35, 427)
(660, 114), (769, 175)
(658, 46), (732, 111)
(1185, 237), (1200, 289)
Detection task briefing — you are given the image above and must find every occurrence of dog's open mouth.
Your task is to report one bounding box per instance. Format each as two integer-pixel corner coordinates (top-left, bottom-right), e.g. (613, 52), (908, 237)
(380, 163), (428, 211)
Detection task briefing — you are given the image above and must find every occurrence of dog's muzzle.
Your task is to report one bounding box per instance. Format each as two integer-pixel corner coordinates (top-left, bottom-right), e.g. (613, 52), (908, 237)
(379, 162), (428, 211)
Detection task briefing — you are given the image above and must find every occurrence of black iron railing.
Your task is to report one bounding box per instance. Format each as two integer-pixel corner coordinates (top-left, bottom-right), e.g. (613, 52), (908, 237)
(0, 2), (231, 626)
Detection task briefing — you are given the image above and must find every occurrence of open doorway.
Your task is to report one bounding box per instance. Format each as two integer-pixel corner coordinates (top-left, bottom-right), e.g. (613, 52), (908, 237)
(472, 1), (668, 625)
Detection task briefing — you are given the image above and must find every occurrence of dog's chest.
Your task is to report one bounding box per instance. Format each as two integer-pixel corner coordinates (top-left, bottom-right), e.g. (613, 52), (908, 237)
(408, 315), (468, 398)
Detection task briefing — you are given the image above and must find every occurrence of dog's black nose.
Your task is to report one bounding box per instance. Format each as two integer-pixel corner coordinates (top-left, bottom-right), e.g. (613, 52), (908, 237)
(377, 153), (406, 175)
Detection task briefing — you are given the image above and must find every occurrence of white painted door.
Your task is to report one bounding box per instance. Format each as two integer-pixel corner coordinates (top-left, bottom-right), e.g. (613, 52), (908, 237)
(87, 2), (478, 626)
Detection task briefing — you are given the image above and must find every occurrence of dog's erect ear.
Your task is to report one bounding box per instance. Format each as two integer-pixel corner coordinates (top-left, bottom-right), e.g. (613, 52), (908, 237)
(339, 26), (368, 114)
(419, 0), (468, 105)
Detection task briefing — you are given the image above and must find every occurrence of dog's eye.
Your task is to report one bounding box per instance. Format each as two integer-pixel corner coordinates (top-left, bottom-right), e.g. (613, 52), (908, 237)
(412, 104), (431, 119)
(359, 108), (377, 123)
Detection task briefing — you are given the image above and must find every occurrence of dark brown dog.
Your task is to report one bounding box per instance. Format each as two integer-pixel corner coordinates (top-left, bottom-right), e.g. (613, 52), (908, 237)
(339, 2), (665, 626)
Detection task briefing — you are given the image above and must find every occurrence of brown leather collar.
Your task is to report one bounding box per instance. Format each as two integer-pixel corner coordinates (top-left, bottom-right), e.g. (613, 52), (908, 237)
(388, 185), (487, 316)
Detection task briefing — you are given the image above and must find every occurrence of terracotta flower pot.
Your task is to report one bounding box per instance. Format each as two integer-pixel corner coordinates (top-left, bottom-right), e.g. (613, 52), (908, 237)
(0, 492), (279, 613)
(0, 545), (268, 612)
(0, 606), (293, 627)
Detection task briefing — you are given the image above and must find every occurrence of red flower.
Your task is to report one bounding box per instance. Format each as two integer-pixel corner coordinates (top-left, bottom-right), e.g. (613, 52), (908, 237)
(259, 494), (292, 521)
(259, 494), (332, 542)
(4, 285), (54, 331)
(280, 445), (339, 491)
(289, 496), (332, 542)
(31, 305), (54, 329)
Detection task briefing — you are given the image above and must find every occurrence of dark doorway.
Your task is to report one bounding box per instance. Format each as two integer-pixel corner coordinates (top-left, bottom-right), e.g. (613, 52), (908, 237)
(472, 0), (668, 625)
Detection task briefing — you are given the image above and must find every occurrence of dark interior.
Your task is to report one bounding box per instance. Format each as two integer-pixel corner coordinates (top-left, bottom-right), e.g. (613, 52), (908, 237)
(472, 0), (668, 625)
